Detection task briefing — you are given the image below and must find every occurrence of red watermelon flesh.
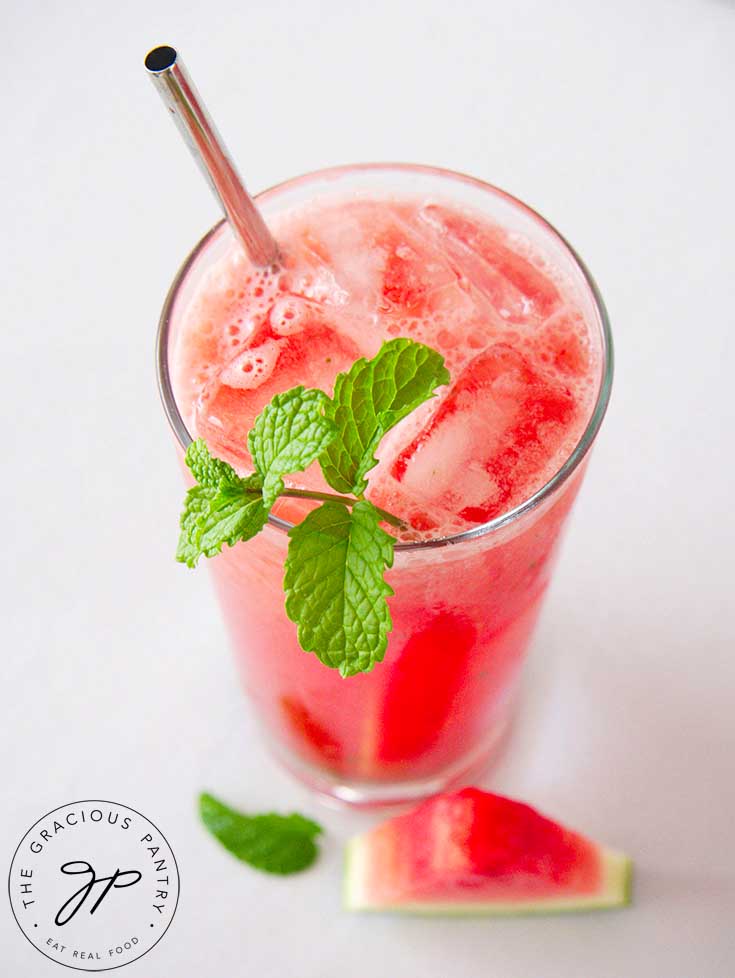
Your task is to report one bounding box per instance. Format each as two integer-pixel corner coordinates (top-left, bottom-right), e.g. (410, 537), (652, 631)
(376, 612), (477, 764)
(280, 695), (343, 769)
(345, 788), (631, 914)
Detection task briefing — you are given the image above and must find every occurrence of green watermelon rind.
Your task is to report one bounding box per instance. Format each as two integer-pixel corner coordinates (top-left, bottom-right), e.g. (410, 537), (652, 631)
(344, 840), (633, 915)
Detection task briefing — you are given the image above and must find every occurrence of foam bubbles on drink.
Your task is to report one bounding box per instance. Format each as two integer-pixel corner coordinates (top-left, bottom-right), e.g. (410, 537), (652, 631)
(270, 297), (308, 336)
(175, 195), (600, 540)
(219, 338), (281, 389)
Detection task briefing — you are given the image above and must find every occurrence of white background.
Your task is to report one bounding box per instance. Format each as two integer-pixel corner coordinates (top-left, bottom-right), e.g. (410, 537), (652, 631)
(2, 1), (734, 975)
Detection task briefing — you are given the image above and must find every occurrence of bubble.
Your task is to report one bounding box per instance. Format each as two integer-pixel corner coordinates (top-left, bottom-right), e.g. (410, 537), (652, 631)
(219, 337), (281, 390)
(270, 297), (308, 336)
(178, 193), (599, 537)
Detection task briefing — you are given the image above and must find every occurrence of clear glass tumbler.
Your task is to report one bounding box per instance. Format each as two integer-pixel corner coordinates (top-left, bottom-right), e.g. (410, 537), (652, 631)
(156, 164), (613, 806)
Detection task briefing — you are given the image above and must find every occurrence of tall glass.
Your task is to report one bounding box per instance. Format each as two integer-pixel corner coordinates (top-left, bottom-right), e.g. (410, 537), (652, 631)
(157, 165), (612, 806)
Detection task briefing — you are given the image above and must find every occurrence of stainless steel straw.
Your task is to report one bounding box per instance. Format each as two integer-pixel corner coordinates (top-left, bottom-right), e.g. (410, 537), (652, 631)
(145, 45), (280, 267)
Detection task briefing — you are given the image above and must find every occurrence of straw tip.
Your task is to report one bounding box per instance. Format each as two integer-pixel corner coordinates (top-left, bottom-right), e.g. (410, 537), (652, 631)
(145, 45), (178, 73)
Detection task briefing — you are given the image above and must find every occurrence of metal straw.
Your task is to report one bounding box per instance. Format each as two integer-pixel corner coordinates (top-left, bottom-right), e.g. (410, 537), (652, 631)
(145, 45), (280, 267)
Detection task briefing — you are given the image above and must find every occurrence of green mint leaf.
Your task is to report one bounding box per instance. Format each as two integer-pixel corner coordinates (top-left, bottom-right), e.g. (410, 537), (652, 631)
(176, 474), (266, 567)
(248, 386), (336, 509)
(320, 338), (449, 495)
(185, 438), (241, 489)
(199, 792), (322, 875)
(284, 499), (394, 678)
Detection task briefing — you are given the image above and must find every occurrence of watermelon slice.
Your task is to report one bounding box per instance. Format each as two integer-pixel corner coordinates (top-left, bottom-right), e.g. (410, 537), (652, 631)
(345, 788), (632, 915)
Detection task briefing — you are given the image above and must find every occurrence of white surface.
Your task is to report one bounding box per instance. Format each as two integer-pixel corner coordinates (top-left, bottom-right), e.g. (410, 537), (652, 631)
(2, 1), (734, 975)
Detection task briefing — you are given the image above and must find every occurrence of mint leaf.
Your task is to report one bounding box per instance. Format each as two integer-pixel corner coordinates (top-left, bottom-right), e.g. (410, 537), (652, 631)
(177, 474), (266, 567)
(185, 438), (241, 489)
(249, 386), (336, 509)
(199, 792), (322, 875)
(320, 338), (449, 495)
(176, 341), (451, 676)
(284, 500), (394, 678)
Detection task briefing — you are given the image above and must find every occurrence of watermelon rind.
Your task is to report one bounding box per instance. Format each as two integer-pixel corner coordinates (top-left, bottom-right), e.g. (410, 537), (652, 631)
(344, 837), (632, 915)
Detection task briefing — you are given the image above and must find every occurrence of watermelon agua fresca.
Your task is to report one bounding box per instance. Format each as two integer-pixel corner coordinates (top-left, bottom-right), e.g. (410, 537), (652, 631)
(345, 788), (632, 914)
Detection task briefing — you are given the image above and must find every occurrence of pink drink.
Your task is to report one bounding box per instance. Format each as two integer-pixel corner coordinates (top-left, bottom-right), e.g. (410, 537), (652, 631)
(160, 165), (611, 804)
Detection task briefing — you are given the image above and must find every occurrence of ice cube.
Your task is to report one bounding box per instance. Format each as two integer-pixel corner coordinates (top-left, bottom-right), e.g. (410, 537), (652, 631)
(419, 205), (561, 325)
(282, 229), (350, 307)
(283, 205), (388, 315)
(379, 222), (453, 316)
(314, 206), (385, 313)
(375, 207), (469, 318)
(391, 344), (577, 524)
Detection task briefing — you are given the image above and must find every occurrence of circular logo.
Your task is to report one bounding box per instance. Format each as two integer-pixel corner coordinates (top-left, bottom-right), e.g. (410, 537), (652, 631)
(8, 801), (180, 971)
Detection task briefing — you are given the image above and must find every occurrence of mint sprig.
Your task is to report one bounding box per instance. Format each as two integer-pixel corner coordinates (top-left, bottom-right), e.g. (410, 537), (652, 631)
(177, 339), (448, 676)
(199, 792), (322, 874)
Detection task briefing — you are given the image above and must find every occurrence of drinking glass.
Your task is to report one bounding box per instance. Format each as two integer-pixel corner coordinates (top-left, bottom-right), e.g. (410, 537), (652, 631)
(156, 164), (613, 806)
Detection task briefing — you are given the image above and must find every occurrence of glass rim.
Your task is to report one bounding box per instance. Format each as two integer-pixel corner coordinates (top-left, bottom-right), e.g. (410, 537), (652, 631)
(156, 162), (614, 553)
